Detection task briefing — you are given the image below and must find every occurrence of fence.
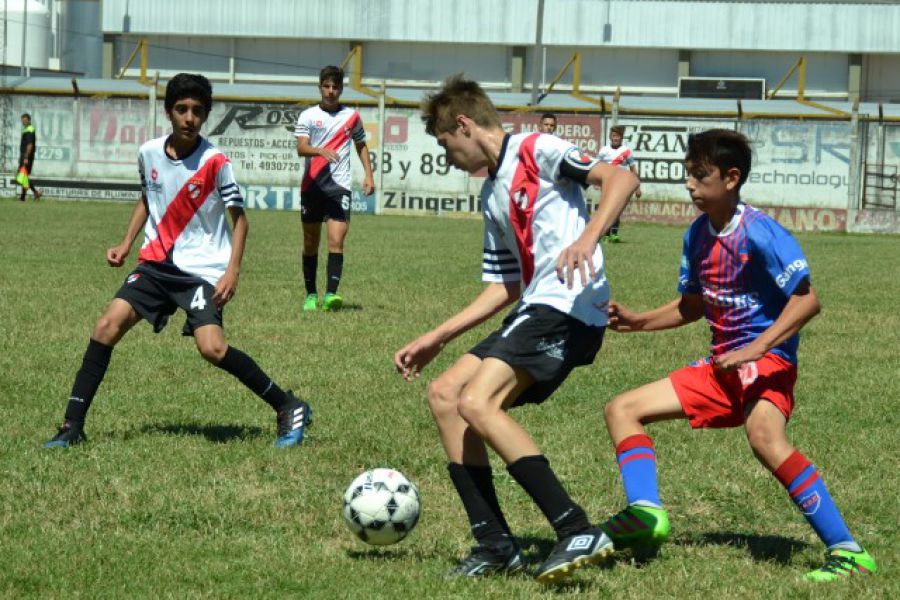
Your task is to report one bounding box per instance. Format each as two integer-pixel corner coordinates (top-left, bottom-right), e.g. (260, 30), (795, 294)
(2, 91), (899, 233)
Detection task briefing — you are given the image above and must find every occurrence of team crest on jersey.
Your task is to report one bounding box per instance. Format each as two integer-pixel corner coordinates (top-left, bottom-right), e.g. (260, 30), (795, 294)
(151, 168), (158, 181)
(514, 189), (530, 210)
(798, 491), (821, 515)
(187, 177), (204, 200)
(315, 120), (323, 127)
(343, 126), (351, 137)
(127, 273), (141, 284)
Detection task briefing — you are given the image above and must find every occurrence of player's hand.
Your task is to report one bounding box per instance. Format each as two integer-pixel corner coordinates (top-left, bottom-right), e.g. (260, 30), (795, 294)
(714, 344), (764, 371)
(607, 300), (639, 332)
(394, 332), (444, 382)
(106, 243), (130, 267)
(319, 148), (339, 162)
(212, 271), (239, 308)
(362, 177), (375, 196)
(556, 235), (598, 289)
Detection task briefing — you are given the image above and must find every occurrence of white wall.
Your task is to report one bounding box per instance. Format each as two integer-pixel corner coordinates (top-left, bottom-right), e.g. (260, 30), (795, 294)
(364, 42), (510, 85)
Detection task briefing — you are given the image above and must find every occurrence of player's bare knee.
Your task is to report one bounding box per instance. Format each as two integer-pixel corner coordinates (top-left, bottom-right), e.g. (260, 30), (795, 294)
(92, 315), (121, 343)
(745, 421), (777, 455)
(427, 378), (459, 422)
(197, 340), (227, 364)
(456, 390), (491, 430)
(605, 393), (641, 426)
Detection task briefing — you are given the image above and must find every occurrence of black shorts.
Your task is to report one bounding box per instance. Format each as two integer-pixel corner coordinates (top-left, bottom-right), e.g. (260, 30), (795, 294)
(467, 303), (605, 407)
(300, 186), (352, 223)
(114, 263), (223, 336)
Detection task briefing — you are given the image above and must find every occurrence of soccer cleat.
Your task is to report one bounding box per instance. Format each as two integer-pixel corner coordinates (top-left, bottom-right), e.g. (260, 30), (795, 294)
(805, 548), (877, 582)
(600, 505), (670, 551)
(302, 293), (318, 312)
(609, 233), (621, 243)
(446, 541), (525, 578)
(322, 293), (343, 312)
(44, 421), (87, 448)
(274, 393), (312, 448)
(534, 526), (614, 584)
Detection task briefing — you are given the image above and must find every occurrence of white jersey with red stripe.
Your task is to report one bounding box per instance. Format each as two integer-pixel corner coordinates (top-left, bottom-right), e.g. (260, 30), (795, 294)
(481, 133), (609, 327)
(597, 143), (636, 169)
(137, 135), (244, 285)
(293, 104), (366, 194)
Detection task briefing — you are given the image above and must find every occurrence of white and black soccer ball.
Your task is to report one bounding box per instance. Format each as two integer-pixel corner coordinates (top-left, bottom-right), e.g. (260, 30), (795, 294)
(342, 468), (420, 545)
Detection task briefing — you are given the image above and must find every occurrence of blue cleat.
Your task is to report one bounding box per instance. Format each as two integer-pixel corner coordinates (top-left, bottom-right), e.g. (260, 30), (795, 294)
(44, 421), (87, 448)
(275, 393), (312, 448)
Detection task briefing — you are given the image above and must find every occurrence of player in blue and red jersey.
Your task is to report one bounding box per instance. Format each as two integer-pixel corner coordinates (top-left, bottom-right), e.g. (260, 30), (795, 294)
(599, 129), (876, 582)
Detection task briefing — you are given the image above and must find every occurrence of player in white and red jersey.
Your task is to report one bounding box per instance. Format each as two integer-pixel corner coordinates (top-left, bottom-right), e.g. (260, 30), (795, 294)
(294, 65), (375, 312)
(394, 75), (638, 584)
(44, 74), (311, 450)
(596, 125), (641, 242)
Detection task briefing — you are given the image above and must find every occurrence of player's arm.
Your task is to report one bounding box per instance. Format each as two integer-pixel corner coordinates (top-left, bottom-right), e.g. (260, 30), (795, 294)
(296, 135), (338, 162)
(213, 206), (247, 308)
(715, 280), (820, 370)
(355, 140), (375, 195)
(107, 194), (149, 267)
(393, 282), (520, 382)
(556, 160), (639, 287)
(609, 293), (704, 333)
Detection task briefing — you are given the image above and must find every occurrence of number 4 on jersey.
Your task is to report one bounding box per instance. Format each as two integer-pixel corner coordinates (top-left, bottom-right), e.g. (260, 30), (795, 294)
(190, 286), (207, 310)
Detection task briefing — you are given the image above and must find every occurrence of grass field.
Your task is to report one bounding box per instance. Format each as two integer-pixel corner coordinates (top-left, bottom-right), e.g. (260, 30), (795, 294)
(1, 199), (897, 598)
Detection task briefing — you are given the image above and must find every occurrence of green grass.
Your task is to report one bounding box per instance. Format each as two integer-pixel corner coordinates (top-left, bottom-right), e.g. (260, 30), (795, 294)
(1, 199), (897, 598)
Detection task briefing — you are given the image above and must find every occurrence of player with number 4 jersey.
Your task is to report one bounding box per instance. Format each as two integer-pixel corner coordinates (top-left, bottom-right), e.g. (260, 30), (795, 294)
(44, 74), (311, 451)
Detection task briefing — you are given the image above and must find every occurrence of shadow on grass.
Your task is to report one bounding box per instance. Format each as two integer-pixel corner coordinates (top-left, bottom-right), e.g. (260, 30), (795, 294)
(346, 547), (411, 561)
(140, 423), (264, 443)
(327, 302), (364, 312)
(677, 531), (810, 565)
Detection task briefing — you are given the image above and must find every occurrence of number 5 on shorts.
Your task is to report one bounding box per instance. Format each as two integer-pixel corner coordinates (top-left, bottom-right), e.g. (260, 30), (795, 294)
(190, 286), (207, 310)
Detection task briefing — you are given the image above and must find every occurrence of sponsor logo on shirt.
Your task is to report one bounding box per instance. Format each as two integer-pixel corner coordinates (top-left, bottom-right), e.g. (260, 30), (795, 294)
(701, 286), (760, 308)
(775, 259), (808, 288)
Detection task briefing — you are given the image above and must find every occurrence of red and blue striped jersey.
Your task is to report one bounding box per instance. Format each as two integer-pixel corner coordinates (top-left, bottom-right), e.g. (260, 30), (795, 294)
(678, 203), (810, 363)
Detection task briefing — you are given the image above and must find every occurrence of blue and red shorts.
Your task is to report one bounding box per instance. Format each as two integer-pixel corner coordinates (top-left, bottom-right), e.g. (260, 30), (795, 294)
(669, 352), (797, 429)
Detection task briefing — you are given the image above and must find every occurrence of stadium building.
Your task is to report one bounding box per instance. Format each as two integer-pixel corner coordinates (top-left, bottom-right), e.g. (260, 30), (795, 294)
(1, 0), (899, 101)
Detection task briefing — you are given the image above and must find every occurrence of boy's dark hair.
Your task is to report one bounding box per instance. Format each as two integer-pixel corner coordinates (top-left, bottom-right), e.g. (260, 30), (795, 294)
(610, 125), (625, 136)
(164, 73), (213, 114)
(21, 113), (31, 120)
(686, 129), (752, 188)
(541, 112), (557, 121)
(421, 74), (502, 136)
(319, 65), (344, 87)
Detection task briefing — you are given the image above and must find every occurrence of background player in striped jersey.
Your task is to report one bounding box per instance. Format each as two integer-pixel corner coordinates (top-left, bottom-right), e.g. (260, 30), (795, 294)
(394, 75), (638, 583)
(294, 65), (375, 312)
(44, 74), (311, 450)
(596, 125), (641, 242)
(599, 129), (876, 581)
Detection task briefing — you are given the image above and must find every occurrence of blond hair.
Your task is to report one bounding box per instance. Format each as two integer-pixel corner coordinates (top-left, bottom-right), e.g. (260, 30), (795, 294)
(421, 74), (502, 136)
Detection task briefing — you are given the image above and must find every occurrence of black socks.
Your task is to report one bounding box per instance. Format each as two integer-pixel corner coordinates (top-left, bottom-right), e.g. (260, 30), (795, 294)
(507, 455), (591, 539)
(64, 339), (113, 425)
(216, 346), (291, 411)
(326, 252), (343, 295)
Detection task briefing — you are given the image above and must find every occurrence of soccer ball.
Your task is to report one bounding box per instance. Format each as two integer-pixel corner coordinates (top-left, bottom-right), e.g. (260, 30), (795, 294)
(342, 468), (421, 545)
